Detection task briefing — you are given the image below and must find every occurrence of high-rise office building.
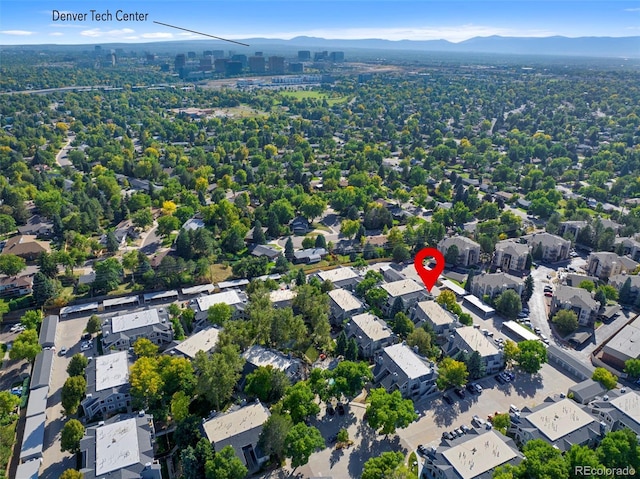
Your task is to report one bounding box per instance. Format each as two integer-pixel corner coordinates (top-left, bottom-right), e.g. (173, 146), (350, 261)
(249, 56), (266, 73)
(298, 50), (311, 61)
(268, 56), (285, 74)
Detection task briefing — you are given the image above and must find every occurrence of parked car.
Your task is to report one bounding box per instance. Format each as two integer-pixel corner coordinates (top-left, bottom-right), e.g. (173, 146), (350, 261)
(460, 424), (471, 433)
(544, 291), (553, 297)
(509, 404), (520, 414)
(544, 285), (553, 292)
(454, 428), (464, 437)
(505, 371), (515, 381)
(540, 334), (550, 344)
(443, 394), (454, 405)
(472, 415), (485, 427)
(417, 444), (429, 456)
(82, 333), (92, 341)
(58, 347), (68, 356)
(495, 374), (505, 384)
(522, 307), (530, 314)
(442, 431), (454, 440)
(534, 327), (541, 334)
(11, 324), (25, 333)
(472, 382), (483, 393)
(455, 388), (466, 398)
(81, 341), (92, 351)
(336, 403), (346, 416)
(517, 312), (528, 319)
(10, 386), (22, 396)
(326, 406), (335, 416)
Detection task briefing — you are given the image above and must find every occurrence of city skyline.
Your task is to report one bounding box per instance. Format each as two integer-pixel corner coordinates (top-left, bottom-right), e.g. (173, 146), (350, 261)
(1, 0), (639, 45)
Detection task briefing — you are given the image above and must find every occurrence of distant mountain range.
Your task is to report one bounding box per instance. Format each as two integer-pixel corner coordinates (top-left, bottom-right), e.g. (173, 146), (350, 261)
(242, 35), (640, 58)
(3, 35), (639, 59)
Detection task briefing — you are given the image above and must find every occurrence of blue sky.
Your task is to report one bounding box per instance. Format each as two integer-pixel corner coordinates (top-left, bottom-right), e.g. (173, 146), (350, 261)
(1, 1), (639, 45)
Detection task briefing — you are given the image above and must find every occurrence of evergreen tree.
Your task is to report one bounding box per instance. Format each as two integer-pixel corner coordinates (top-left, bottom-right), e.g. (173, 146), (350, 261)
(176, 229), (192, 260)
(315, 234), (327, 249)
(619, 277), (632, 305)
(346, 338), (359, 361)
(525, 253), (533, 270)
(523, 275), (534, 303)
(466, 351), (485, 380)
(336, 331), (348, 356)
(465, 270), (474, 293)
(532, 242), (544, 260)
(105, 231), (120, 253)
(285, 237), (295, 261)
(252, 220), (266, 245)
(356, 224), (366, 242)
(33, 271), (57, 306)
(295, 268), (306, 286)
(273, 255), (290, 274)
(267, 210), (280, 238)
(390, 297), (404, 319)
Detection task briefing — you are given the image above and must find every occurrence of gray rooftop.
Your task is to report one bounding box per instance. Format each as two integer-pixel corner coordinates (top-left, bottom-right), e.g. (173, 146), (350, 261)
(30, 349), (54, 390)
(525, 398), (597, 442)
(196, 290), (246, 311)
(202, 402), (270, 444)
(173, 327), (220, 359)
(328, 288), (363, 312)
(95, 418), (141, 475)
(383, 343), (432, 380)
(522, 232), (570, 249)
(20, 413), (45, 461)
(111, 309), (160, 333)
(474, 272), (523, 289)
(95, 351), (129, 392)
(415, 300), (456, 326)
(38, 314), (58, 347)
(495, 240), (529, 256)
(441, 430), (520, 479)
(16, 459), (40, 479)
(25, 386), (48, 418)
(350, 313), (392, 342)
(382, 278), (424, 298)
(454, 327), (500, 357)
(554, 285), (598, 311)
(317, 267), (360, 284)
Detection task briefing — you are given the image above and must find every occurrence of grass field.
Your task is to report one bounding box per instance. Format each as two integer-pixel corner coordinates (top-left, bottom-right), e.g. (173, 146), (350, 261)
(279, 90), (349, 106)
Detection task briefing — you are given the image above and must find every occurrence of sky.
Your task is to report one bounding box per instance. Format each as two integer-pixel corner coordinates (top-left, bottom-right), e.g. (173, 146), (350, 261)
(1, 0), (639, 45)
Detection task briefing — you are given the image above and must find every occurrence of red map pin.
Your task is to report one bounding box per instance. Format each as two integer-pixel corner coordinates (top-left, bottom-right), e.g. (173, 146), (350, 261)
(414, 247), (445, 292)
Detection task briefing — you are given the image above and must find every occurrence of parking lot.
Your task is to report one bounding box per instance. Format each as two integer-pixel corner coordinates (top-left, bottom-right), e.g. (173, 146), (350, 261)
(401, 362), (577, 452)
(40, 315), (96, 479)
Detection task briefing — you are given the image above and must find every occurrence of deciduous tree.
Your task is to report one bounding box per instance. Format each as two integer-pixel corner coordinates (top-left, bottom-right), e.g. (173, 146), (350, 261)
(592, 367), (618, 390)
(61, 419), (84, 453)
(284, 422), (325, 468)
(436, 357), (468, 389)
(366, 388), (418, 434)
(61, 376), (86, 415)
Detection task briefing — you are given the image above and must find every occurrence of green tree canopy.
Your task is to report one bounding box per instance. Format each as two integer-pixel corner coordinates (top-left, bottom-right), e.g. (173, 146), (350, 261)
(592, 367), (618, 390)
(61, 419), (84, 454)
(436, 357), (469, 390)
(61, 376), (86, 415)
(362, 451), (405, 479)
(365, 388), (418, 435)
(9, 329), (41, 361)
(284, 422), (325, 469)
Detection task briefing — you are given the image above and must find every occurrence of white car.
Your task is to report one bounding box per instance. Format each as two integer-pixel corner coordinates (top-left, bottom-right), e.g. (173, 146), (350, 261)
(10, 324), (26, 333)
(81, 341), (92, 351)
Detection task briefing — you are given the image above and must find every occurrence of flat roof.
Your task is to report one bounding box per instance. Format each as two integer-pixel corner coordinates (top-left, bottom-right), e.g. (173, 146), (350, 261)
(203, 402), (270, 444)
(610, 391), (640, 426)
(142, 290), (178, 301)
(103, 295), (139, 308)
(196, 290), (245, 311)
(526, 398), (596, 442)
(243, 345), (298, 372)
(20, 413), (45, 460)
(455, 327), (500, 357)
(95, 351), (129, 391)
(603, 319), (640, 360)
(217, 279), (250, 289)
(416, 301), (456, 326)
(317, 267), (359, 283)
(464, 295), (496, 314)
(502, 321), (541, 342)
(111, 309), (160, 333)
(442, 430), (519, 479)
(441, 279), (467, 296)
(384, 343), (432, 379)
(16, 459), (40, 479)
(181, 284), (216, 295)
(174, 327), (220, 359)
(269, 289), (297, 303)
(60, 302), (99, 315)
(328, 288), (363, 312)
(382, 278), (424, 298)
(351, 313), (392, 342)
(25, 386), (48, 418)
(95, 417), (140, 475)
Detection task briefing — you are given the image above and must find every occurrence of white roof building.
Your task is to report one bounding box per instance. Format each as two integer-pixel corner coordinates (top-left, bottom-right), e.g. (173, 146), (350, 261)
(171, 327), (220, 359)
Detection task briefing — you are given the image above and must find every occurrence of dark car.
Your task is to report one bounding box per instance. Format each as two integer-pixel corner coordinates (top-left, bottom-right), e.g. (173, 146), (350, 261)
(82, 332), (92, 341)
(443, 394), (454, 405)
(336, 403), (346, 416)
(327, 406), (335, 416)
(505, 371), (515, 381)
(495, 374), (505, 384)
(442, 432), (454, 440)
(466, 383), (476, 393)
(454, 388), (466, 398)
(417, 444), (428, 456)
